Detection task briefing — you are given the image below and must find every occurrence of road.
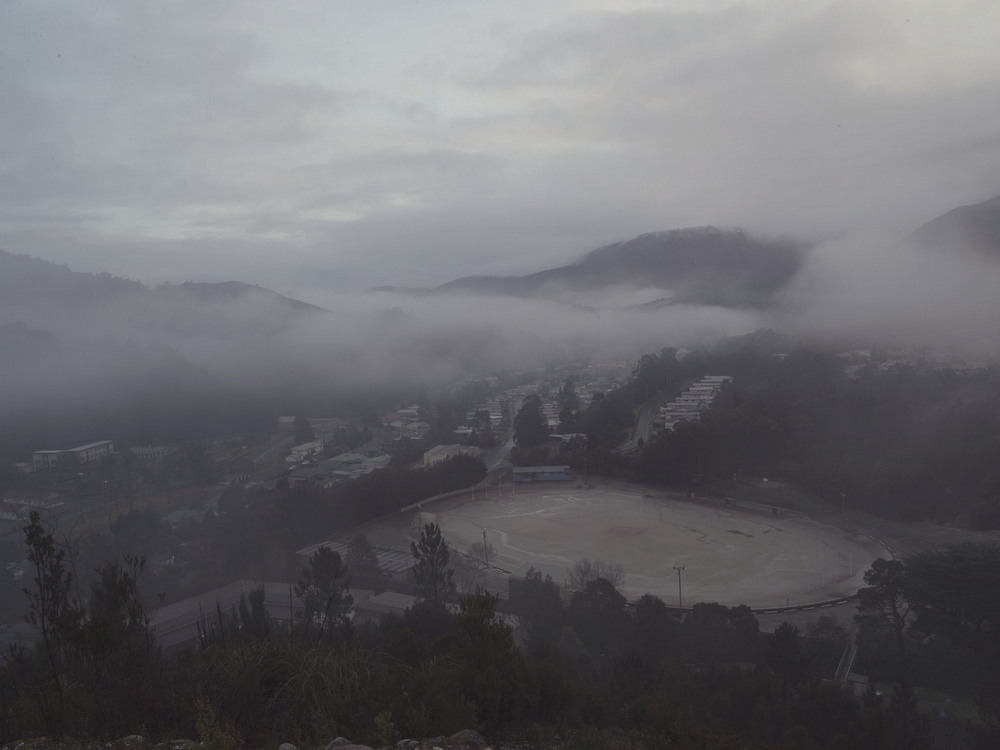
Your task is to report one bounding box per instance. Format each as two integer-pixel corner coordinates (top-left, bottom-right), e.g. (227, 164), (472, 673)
(618, 378), (704, 452)
(253, 434), (294, 463)
(482, 432), (514, 470)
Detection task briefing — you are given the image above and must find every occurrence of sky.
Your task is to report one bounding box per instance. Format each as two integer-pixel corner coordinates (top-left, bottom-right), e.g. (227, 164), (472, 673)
(2, 0), (1000, 295)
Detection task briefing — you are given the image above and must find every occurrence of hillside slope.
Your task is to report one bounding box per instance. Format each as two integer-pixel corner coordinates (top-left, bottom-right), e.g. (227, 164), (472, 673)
(910, 194), (1000, 257)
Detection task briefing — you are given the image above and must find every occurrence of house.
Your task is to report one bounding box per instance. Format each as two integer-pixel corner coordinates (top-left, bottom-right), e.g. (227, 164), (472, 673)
(285, 440), (324, 464)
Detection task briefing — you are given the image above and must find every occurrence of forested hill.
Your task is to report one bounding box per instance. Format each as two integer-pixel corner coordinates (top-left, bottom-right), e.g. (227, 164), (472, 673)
(425, 227), (807, 308)
(0, 248), (146, 302)
(0, 248), (324, 323)
(619, 337), (1000, 527)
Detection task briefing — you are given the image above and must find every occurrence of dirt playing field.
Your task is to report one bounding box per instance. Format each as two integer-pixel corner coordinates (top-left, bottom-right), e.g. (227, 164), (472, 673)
(372, 482), (886, 609)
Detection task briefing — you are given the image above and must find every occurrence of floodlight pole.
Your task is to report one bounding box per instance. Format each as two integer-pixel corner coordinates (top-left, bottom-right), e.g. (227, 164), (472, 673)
(673, 565), (685, 609)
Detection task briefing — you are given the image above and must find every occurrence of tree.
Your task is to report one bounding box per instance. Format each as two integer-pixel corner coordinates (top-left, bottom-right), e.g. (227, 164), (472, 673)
(294, 546), (352, 644)
(19, 511), (84, 737)
(564, 557), (624, 594)
(456, 588), (524, 732)
(347, 531), (381, 582)
(629, 594), (679, 665)
(767, 622), (803, 697)
(904, 542), (1000, 653)
(568, 577), (628, 652)
(237, 584), (270, 643)
(472, 409), (497, 448)
(805, 614), (848, 642)
(78, 556), (157, 736)
(857, 558), (910, 662)
(557, 378), (581, 434)
(513, 395), (549, 449)
(511, 567), (564, 658)
(631, 350), (678, 398)
(410, 523), (455, 602)
(469, 538), (495, 571)
(683, 602), (761, 665)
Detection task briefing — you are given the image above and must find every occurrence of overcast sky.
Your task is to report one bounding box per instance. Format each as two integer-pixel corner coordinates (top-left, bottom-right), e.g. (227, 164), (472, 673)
(2, 0), (999, 294)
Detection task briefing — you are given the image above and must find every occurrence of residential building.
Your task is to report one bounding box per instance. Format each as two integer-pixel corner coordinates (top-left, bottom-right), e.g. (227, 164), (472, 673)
(32, 440), (115, 473)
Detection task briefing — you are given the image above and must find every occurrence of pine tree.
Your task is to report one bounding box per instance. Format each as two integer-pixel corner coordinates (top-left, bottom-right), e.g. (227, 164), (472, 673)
(410, 523), (455, 602)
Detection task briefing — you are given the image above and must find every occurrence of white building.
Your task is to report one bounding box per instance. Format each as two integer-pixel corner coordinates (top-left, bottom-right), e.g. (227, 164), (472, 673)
(32, 440), (115, 472)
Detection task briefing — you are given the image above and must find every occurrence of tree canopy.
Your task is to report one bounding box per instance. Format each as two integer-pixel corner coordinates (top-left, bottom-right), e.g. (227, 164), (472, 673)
(513, 394), (549, 449)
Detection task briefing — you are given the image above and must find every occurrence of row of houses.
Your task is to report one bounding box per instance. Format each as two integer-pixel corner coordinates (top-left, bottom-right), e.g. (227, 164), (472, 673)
(287, 450), (392, 488)
(658, 375), (733, 431)
(0, 490), (65, 520)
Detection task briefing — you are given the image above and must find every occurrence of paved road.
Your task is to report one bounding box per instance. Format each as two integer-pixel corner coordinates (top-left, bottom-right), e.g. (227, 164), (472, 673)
(483, 432), (514, 470)
(619, 383), (689, 451)
(253, 434), (293, 463)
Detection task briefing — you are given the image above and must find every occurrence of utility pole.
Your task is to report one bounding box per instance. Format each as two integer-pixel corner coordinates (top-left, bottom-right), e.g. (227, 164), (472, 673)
(673, 565), (685, 609)
(482, 528), (489, 571)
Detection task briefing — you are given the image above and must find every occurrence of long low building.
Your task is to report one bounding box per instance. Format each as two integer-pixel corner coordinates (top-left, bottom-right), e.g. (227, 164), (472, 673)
(512, 466), (574, 483)
(151, 579), (301, 652)
(296, 539), (415, 577)
(32, 440), (115, 472)
(150, 580), (422, 652)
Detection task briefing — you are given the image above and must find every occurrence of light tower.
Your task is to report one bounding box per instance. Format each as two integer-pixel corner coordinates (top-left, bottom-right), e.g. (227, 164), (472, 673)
(482, 528), (489, 571)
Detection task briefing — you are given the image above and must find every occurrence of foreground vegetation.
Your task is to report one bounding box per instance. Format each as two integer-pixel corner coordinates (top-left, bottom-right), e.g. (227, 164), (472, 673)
(4, 513), (1000, 750)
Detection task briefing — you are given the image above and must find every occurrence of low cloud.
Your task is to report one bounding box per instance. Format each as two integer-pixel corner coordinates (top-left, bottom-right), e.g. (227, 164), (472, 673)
(777, 232), (1000, 353)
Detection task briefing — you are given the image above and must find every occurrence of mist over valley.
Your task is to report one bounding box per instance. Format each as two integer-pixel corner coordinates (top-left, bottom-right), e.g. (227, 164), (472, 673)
(3, 195), (1000, 456)
(4, 3), (1000, 746)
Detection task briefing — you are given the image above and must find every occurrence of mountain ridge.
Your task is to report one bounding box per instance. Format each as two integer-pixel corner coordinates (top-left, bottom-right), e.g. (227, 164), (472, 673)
(0, 248), (325, 313)
(910, 194), (1000, 257)
(375, 226), (808, 310)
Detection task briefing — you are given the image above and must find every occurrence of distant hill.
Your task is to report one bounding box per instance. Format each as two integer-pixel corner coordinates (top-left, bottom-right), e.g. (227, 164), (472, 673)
(0, 249), (324, 317)
(0, 248), (326, 349)
(156, 280), (325, 314)
(0, 249), (146, 303)
(910, 195), (1000, 258)
(383, 227), (807, 309)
